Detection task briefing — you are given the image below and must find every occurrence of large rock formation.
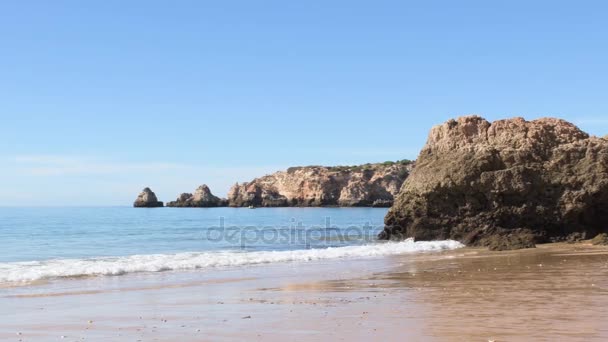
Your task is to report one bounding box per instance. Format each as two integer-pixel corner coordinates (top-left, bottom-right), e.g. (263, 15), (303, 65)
(133, 187), (163, 207)
(166, 185), (227, 207)
(380, 116), (608, 250)
(227, 161), (413, 207)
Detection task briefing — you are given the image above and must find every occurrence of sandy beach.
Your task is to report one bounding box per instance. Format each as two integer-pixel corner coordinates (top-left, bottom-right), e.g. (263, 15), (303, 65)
(3, 1), (607, 341)
(0, 243), (607, 341)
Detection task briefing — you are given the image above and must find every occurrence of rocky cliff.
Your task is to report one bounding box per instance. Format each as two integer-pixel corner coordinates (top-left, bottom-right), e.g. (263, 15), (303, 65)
(380, 116), (608, 250)
(166, 185), (227, 207)
(133, 187), (164, 207)
(227, 161), (413, 207)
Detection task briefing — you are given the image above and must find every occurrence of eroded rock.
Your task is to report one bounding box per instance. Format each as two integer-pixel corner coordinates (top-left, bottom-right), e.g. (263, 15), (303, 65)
(591, 233), (608, 245)
(227, 162), (412, 207)
(380, 116), (608, 250)
(166, 185), (227, 207)
(133, 187), (163, 207)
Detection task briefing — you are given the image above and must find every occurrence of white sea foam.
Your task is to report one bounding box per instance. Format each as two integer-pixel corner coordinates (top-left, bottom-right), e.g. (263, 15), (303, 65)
(0, 239), (463, 283)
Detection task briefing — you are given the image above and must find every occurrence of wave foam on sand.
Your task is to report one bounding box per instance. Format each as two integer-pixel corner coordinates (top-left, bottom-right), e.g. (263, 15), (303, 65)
(0, 239), (463, 283)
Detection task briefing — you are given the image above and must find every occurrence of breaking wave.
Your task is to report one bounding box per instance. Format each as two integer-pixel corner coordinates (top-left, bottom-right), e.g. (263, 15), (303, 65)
(0, 239), (463, 283)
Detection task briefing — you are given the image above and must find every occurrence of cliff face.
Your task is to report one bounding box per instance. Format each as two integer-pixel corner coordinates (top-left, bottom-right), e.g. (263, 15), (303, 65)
(380, 116), (608, 250)
(166, 185), (227, 207)
(227, 162), (413, 207)
(133, 187), (163, 207)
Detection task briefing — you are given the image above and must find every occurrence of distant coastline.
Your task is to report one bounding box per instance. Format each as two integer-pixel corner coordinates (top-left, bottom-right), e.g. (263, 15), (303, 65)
(133, 115), (608, 253)
(134, 160), (413, 208)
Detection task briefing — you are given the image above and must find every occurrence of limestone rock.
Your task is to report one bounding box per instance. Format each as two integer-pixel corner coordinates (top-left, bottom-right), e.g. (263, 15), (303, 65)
(133, 187), (163, 207)
(227, 161), (412, 207)
(166, 185), (227, 207)
(591, 233), (608, 245)
(380, 116), (608, 250)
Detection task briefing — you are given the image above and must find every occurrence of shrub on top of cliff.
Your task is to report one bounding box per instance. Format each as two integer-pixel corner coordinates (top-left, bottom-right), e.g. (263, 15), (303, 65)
(381, 159), (413, 166)
(326, 165), (350, 172)
(287, 167), (303, 174)
(321, 161), (411, 173)
(397, 169), (410, 179)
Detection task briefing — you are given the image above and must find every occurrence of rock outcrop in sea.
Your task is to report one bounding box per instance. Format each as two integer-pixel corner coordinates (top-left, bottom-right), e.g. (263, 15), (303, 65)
(166, 185), (227, 207)
(379, 116), (608, 250)
(133, 187), (164, 207)
(227, 161), (413, 207)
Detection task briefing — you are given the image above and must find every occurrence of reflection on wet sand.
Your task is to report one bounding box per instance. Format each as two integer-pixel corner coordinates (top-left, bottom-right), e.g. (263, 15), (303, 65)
(298, 244), (608, 341)
(1, 244), (606, 341)
(400, 244), (608, 341)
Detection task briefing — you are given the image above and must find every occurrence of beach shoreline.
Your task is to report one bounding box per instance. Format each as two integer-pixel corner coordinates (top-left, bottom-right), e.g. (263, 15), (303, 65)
(2, 243), (607, 341)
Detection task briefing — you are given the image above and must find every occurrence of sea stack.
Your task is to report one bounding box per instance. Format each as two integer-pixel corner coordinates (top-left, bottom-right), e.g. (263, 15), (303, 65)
(133, 187), (164, 207)
(166, 185), (227, 207)
(380, 116), (608, 250)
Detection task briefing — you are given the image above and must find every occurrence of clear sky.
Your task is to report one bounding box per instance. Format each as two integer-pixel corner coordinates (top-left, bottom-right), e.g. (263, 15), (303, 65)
(1, 0), (607, 206)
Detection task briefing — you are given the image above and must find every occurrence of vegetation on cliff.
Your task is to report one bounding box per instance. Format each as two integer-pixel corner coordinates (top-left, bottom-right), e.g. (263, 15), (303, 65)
(228, 161), (413, 207)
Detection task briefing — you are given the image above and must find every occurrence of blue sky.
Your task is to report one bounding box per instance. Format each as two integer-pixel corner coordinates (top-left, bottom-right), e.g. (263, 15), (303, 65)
(1, 0), (607, 205)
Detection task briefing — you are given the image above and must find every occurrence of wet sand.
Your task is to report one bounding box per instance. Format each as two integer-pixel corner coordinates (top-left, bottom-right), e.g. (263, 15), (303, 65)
(1, 243), (607, 341)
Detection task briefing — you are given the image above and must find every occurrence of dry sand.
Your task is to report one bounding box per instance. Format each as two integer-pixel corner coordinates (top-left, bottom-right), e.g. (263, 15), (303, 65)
(1, 243), (607, 341)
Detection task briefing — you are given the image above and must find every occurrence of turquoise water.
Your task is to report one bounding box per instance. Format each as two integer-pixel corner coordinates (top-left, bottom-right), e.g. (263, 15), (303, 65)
(0, 207), (386, 263)
(0, 207), (463, 284)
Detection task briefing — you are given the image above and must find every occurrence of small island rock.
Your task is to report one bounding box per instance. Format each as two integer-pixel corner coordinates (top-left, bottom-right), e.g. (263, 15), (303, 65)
(166, 185), (227, 207)
(133, 187), (163, 207)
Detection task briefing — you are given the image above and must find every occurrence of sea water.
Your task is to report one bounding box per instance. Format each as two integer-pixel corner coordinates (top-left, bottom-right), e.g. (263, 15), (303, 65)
(0, 207), (462, 284)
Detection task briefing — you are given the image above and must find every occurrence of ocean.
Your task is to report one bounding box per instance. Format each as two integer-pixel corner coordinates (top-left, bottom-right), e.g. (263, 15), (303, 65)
(0, 207), (462, 285)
